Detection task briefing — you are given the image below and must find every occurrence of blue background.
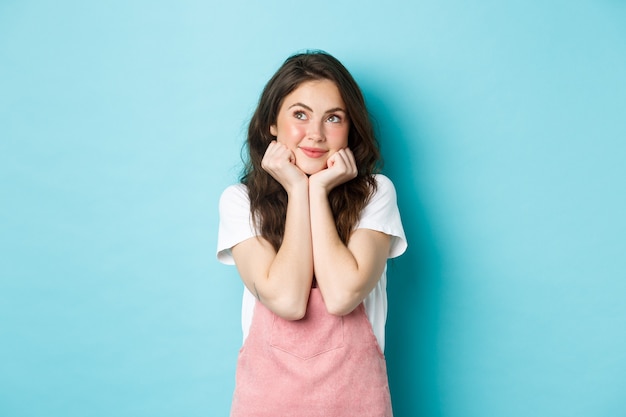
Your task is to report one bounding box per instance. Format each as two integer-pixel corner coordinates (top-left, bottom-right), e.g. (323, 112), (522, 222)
(1, 1), (625, 416)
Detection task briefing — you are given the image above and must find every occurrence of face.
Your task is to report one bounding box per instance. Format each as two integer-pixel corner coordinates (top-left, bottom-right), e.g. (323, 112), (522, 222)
(270, 79), (350, 175)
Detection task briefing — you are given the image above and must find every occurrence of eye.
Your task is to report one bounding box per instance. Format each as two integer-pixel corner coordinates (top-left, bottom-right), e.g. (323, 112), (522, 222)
(293, 111), (307, 120)
(327, 114), (342, 123)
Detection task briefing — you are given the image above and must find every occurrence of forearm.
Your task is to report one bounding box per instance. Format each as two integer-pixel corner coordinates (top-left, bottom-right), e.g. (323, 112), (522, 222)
(309, 186), (374, 316)
(262, 184), (313, 318)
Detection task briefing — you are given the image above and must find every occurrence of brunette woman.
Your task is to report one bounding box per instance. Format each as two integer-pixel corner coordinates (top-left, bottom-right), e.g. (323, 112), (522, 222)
(217, 50), (407, 417)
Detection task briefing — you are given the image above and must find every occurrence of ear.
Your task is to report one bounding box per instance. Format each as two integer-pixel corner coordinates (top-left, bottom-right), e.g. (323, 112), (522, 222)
(269, 124), (277, 136)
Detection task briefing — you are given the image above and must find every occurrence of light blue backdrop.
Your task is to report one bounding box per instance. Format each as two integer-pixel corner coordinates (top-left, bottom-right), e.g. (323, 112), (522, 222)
(1, 1), (625, 416)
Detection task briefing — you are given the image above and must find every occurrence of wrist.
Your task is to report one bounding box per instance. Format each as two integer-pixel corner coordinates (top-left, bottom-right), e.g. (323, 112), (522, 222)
(308, 180), (329, 200)
(286, 179), (309, 199)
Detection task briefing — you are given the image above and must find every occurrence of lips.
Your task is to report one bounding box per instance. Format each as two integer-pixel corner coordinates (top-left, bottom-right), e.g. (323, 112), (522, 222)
(298, 146), (328, 158)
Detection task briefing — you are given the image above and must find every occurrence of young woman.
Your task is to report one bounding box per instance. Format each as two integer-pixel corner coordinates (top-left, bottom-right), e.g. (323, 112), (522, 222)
(217, 51), (407, 417)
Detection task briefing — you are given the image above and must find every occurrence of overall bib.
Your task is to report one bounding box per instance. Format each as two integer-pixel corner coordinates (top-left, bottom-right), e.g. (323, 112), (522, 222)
(231, 287), (393, 417)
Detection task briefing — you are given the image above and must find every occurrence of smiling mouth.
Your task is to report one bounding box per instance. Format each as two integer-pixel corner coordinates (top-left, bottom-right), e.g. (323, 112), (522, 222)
(299, 147), (328, 158)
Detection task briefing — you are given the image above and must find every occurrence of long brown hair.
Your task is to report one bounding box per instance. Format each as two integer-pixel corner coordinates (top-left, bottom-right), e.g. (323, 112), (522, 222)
(241, 51), (381, 251)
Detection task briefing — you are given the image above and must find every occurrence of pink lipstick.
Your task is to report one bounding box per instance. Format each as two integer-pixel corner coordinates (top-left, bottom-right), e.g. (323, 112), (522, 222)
(299, 147), (328, 158)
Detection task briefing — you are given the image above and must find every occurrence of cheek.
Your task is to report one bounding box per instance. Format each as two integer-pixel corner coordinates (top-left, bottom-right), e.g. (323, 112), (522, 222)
(280, 124), (305, 142)
(328, 127), (350, 148)
(275, 124), (305, 150)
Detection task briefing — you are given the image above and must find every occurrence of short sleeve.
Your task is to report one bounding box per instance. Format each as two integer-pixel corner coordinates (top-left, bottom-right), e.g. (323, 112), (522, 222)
(216, 184), (258, 265)
(356, 175), (408, 258)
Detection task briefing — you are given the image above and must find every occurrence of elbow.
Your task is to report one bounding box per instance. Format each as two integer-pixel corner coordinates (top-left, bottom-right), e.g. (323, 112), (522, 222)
(255, 279), (310, 320)
(323, 292), (360, 316)
(278, 306), (307, 321)
(325, 303), (357, 317)
(272, 297), (308, 321)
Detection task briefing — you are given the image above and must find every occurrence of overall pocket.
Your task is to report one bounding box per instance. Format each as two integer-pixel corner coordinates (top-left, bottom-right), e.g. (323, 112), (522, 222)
(270, 298), (344, 360)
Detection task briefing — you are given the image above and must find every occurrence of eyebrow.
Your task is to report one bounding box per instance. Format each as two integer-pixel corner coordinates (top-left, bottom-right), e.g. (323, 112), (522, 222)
(288, 102), (347, 114)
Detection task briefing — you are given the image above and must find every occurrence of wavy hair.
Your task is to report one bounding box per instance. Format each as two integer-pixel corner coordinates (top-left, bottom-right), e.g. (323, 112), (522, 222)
(241, 51), (381, 251)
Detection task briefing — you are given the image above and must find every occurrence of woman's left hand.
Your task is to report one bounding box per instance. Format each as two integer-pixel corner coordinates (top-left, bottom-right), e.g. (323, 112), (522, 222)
(309, 148), (358, 193)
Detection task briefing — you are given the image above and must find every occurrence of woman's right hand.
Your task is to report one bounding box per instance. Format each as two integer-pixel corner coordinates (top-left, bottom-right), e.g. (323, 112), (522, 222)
(261, 141), (308, 192)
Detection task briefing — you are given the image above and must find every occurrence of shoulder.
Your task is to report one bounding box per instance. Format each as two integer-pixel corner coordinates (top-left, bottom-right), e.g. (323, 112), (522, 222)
(373, 174), (395, 189)
(369, 174), (398, 203)
(219, 183), (249, 209)
(217, 183), (255, 264)
(218, 183), (252, 224)
(373, 173), (394, 188)
(220, 183), (248, 199)
(359, 174), (400, 219)
(358, 174), (407, 258)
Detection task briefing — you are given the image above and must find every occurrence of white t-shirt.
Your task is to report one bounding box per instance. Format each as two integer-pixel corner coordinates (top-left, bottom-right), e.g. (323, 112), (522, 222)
(216, 174), (407, 351)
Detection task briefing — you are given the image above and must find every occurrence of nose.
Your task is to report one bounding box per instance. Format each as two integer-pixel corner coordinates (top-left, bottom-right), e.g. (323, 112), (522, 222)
(307, 120), (326, 142)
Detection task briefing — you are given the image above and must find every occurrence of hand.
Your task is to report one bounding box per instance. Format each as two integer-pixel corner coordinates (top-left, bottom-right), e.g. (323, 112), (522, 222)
(309, 148), (357, 193)
(261, 141), (308, 192)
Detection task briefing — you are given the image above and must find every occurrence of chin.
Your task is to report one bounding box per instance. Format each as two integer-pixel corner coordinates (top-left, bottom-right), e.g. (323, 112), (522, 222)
(297, 161), (327, 176)
(300, 166), (326, 176)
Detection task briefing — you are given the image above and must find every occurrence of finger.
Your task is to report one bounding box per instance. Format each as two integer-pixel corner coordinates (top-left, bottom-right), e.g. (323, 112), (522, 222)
(264, 142), (290, 164)
(329, 150), (356, 179)
(326, 151), (342, 168)
(333, 149), (351, 171)
(344, 149), (357, 174)
(262, 142), (284, 170)
(263, 141), (278, 159)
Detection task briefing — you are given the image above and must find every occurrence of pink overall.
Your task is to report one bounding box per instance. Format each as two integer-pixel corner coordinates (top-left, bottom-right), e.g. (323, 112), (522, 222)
(231, 287), (393, 417)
